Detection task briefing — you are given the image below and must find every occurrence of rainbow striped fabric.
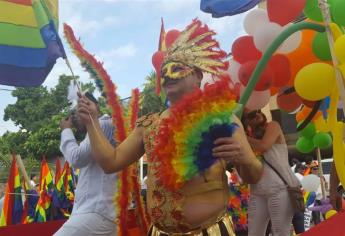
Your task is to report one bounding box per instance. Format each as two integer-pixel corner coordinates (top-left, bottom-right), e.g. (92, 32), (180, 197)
(34, 180), (51, 222)
(0, 0), (65, 87)
(0, 156), (23, 226)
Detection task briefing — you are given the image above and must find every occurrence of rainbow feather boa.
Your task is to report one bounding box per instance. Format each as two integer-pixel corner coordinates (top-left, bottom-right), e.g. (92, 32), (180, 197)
(64, 24), (148, 234)
(228, 183), (249, 231)
(152, 79), (239, 190)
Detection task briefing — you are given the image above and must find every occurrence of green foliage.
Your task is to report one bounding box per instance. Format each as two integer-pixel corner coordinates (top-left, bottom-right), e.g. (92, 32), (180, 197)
(139, 71), (166, 116)
(23, 113), (66, 159)
(1, 75), (95, 161)
(0, 131), (28, 156)
(4, 75), (95, 132)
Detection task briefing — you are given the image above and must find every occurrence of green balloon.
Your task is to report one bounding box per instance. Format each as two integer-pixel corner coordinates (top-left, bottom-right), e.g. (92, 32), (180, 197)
(304, 0), (323, 22)
(332, 0), (345, 26)
(296, 137), (315, 153)
(298, 122), (316, 138)
(312, 32), (332, 61)
(305, 0), (335, 22)
(313, 132), (332, 149)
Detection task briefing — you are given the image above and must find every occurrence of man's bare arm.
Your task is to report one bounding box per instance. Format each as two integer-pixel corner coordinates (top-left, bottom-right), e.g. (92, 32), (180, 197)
(86, 118), (145, 173)
(233, 121), (263, 184)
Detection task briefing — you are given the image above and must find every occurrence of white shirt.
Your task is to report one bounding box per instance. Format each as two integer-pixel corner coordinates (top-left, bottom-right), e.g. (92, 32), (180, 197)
(141, 176), (147, 190)
(60, 115), (117, 221)
(295, 173), (304, 182)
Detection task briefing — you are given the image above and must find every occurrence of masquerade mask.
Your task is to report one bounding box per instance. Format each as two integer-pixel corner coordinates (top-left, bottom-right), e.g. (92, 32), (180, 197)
(161, 62), (194, 81)
(152, 19), (228, 94)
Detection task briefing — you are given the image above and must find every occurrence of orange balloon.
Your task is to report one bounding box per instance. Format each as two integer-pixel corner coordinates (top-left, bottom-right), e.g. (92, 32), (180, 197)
(286, 29), (320, 86)
(295, 106), (322, 122)
(270, 86), (279, 95)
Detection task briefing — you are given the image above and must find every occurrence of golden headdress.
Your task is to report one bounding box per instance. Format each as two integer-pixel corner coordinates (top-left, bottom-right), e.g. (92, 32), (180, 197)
(152, 19), (228, 94)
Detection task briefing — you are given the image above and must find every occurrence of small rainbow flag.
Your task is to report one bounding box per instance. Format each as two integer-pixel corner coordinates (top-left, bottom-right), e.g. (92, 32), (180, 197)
(0, 156), (23, 226)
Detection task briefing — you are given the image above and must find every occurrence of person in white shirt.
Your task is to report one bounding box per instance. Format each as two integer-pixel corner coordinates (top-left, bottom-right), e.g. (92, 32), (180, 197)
(30, 174), (38, 188)
(294, 163), (305, 182)
(54, 93), (117, 236)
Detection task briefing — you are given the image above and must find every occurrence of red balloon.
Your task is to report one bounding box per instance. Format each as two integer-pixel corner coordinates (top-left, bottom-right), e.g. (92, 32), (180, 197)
(268, 54), (291, 87)
(152, 51), (165, 75)
(267, 0), (307, 26)
(301, 98), (316, 108)
(233, 82), (241, 99)
(232, 36), (262, 64)
(277, 91), (302, 112)
(238, 60), (273, 91)
(165, 30), (180, 48)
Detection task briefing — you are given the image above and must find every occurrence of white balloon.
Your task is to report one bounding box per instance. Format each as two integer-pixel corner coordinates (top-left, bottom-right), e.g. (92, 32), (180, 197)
(201, 73), (216, 89)
(277, 25), (302, 54)
(227, 59), (241, 84)
(240, 85), (271, 110)
(253, 22), (282, 52)
(244, 9), (270, 35)
(301, 174), (320, 192)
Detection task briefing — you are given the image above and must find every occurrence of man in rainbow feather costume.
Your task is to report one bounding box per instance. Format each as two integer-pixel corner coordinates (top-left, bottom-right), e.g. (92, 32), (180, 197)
(77, 19), (263, 235)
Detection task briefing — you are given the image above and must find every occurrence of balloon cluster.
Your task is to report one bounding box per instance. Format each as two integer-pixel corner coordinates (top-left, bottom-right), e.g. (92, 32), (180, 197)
(229, 1), (308, 111)
(229, 0), (345, 159)
(296, 122), (332, 153)
(230, 0), (345, 112)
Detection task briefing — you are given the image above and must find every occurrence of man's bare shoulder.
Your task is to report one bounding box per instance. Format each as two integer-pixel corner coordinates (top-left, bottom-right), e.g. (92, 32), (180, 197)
(136, 113), (161, 128)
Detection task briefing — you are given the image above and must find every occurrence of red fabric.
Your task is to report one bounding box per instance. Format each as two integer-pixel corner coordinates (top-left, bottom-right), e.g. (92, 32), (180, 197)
(0, 220), (66, 236)
(301, 211), (345, 236)
(5, 0), (32, 6)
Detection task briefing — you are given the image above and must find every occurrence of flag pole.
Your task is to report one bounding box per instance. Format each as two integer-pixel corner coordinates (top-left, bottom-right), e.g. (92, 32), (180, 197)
(14, 154), (33, 190)
(318, 0), (345, 116)
(316, 148), (326, 199)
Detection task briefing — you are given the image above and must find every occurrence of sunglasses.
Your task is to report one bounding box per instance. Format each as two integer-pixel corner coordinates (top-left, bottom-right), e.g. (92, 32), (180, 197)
(312, 167), (319, 170)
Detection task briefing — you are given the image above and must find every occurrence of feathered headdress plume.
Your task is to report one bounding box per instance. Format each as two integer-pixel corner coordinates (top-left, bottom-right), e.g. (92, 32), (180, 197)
(152, 19), (228, 94)
(63, 23), (148, 235)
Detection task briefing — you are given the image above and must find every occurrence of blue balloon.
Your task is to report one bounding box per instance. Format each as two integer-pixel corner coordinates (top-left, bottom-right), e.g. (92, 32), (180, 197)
(320, 97), (330, 119)
(200, 0), (261, 18)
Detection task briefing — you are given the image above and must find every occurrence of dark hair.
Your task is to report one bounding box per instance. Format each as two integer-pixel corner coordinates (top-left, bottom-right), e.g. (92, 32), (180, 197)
(30, 174), (36, 180)
(295, 163), (305, 173)
(242, 110), (267, 139)
(85, 92), (98, 104)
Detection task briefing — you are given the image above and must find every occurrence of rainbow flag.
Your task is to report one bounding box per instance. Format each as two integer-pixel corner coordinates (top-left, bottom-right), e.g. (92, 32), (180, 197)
(51, 162), (72, 219)
(64, 162), (75, 202)
(55, 158), (62, 184)
(0, 0), (65, 87)
(0, 156), (23, 226)
(38, 157), (54, 192)
(34, 180), (51, 222)
(21, 177), (39, 224)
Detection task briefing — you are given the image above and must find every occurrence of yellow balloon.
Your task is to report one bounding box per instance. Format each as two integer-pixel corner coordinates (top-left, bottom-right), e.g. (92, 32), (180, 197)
(325, 210), (338, 219)
(332, 122), (345, 189)
(295, 63), (336, 101)
(314, 116), (330, 132)
(330, 23), (343, 40)
(334, 35), (345, 63)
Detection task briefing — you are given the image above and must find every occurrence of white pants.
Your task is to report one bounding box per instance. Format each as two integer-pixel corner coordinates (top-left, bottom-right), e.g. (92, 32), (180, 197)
(248, 189), (294, 236)
(54, 213), (117, 236)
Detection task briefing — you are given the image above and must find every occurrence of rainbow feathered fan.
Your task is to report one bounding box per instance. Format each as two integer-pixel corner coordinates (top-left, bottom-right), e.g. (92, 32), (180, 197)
(152, 79), (239, 190)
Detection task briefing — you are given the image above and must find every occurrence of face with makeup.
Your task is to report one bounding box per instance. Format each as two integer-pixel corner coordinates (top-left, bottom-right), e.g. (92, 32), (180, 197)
(161, 64), (203, 105)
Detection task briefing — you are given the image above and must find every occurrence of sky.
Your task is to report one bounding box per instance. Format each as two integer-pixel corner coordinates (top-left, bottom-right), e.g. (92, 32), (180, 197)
(0, 0), (247, 135)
